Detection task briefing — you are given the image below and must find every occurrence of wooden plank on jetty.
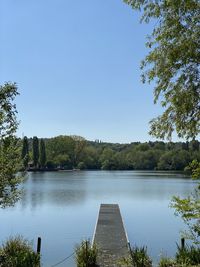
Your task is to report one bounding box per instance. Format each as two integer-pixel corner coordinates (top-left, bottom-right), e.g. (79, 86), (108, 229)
(93, 204), (130, 267)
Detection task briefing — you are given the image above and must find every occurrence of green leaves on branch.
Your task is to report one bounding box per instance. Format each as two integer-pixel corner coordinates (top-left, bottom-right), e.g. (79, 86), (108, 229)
(0, 83), (23, 208)
(124, 0), (200, 140)
(171, 159), (200, 245)
(187, 160), (200, 179)
(0, 137), (23, 208)
(171, 187), (200, 245)
(75, 240), (98, 267)
(0, 83), (19, 138)
(0, 236), (40, 267)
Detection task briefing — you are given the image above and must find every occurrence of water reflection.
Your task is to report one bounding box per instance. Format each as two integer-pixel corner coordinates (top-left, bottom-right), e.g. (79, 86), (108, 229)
(18, 171), (196, 210)
(18, 171), (188, 210)
(20, 172), (87, 209)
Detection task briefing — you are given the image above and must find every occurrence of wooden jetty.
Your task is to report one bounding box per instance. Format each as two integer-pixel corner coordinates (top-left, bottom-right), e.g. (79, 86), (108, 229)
(93, 204), (130, 267)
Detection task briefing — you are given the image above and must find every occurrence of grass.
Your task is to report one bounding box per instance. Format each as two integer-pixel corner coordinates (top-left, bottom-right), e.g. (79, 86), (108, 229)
(75, 240), (98, 267)
(175, 245), (200, 266)
(0, 236), (40, 267)
(158, 245), (200, 267)
(120, 245), (152, 267)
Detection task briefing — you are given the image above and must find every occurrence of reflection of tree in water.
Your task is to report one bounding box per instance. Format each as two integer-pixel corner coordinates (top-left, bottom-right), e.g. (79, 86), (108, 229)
(46, 189), (86, 206)
(19, 172), (87, 210)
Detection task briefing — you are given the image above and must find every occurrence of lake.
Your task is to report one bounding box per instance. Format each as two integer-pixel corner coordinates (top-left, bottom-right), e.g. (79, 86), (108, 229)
(0, 171), (197, 266)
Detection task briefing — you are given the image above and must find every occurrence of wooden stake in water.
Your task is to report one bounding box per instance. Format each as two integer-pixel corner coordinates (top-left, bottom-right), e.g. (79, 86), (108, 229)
(181, 238), (185, 249)
(37, 237), (41, 254)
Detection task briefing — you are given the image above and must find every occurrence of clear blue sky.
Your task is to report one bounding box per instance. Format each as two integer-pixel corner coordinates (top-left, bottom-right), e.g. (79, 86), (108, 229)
(0, 0), (162, 143)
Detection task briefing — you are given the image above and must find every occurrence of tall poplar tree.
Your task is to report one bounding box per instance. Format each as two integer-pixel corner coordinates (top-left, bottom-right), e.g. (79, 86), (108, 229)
(32, 136), (39, 168)
(21, 136), (29, 169)
(39, 139), (46, 168)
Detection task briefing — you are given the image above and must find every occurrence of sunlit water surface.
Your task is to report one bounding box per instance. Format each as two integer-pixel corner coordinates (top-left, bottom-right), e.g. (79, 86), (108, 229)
(0, 171), (197, 266)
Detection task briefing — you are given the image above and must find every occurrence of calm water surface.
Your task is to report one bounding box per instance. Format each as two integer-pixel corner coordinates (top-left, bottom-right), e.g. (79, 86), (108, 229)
(0, 171), (197, 266)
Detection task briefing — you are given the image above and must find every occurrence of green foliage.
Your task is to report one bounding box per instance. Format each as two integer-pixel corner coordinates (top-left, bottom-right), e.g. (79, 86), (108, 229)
(77, 162), (86, 170)
(0, 82), (19, 137)
(120, 246), (152, 267)
(157, 150), (191, 170)
(188, 160), (200, 179)
(23, 137), (200, 171)
(171, 159), (200, 245)
(124, 0), (200, 140)
(158, 245), (200, 267)
(100, 148), (115, 170)
(158, 257), (177, 267)
(39, 139), (46, 168)
(130, 246), (152, 267)
(81, 146), (101, 169)
(0, 236), (40, 267)
(46, 135), (75, 169)
(171, 186), (200, 244)
(75, 240), (98, 267)
(175, 245), (200, 266)
(21, 136), (29, 169)
(32, 136), (39, 168)
(71, 135), (86, 168)
(0, 83), (23, 208)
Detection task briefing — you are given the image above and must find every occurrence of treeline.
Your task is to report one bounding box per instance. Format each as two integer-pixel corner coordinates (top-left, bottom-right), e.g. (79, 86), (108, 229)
(21, 135), (200, 171)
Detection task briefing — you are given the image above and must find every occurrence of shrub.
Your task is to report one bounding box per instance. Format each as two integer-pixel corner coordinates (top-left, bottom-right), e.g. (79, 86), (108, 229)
(120, 246), (152, 267)
(175, 245), (200, 266)
(75, 240), (98, 267)
(158, 257), (177, 267)
(130, 246), (152, 267)
(0, 236), (40, 267)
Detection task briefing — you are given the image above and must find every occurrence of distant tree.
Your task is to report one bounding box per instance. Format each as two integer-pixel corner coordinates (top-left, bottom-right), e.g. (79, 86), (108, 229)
(46, 135), (75, 167)
(32, 136), (39, 168)
(54, 154), (70, 169)
(113, 152), (130, 170)
(39, 139), (46, 168)
(182, 142), (189, 151)
(191, 139), (199, 151)
(166, 142), (175, 151)
(71, 135), (86, 168)
(82, 146), (101, 169)
(21, 136), (29, 169)
(133, 150), (159, 170)
(135, 143), (150, 152)
(157, 150), (190, 170)
(0, 83), (23, 207)
(100, 148), (115, 170)
(124, 0), (200, 140)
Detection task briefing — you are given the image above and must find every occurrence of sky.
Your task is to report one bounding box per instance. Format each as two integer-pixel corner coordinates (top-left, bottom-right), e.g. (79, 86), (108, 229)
(0, 0), (163, 143)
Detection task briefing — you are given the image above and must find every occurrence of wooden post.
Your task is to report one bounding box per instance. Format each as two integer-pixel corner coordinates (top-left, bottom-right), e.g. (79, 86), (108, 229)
(128, 242), (134, 265)
(37, 237), (41, 254)
(127, 242), (131, 252)
(86, 240), (88, 267)
(181, 238), (185, 249)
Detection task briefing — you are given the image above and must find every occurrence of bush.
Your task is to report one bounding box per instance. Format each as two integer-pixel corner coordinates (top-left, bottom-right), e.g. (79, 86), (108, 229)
(131, 246), (152, 267)
(175, 245), (200, 266)
(158, 245), (200, 267)
(0, 236), (40, 267)
(158, 257), (177, 267)
(77, 162), (86, 170)
(120, 246), (152, 267)
(75, 240), (97, 267)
